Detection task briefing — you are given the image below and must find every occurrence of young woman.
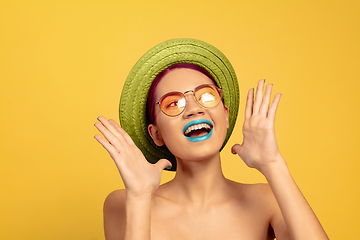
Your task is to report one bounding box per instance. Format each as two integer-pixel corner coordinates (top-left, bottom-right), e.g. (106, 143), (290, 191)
(94, 39), (328, 240)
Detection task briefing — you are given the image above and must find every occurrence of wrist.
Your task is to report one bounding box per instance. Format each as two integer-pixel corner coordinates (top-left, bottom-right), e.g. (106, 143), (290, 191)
(126, 190), (154, 203)
(259, 155), (288, 178)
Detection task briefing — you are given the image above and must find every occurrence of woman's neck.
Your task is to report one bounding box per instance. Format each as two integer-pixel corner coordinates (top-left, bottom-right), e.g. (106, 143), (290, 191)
(166, 153), (229, 206)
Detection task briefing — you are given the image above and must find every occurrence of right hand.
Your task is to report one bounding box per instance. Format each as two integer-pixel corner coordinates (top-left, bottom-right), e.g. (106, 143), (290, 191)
(231, 80), (283, 175)
(94, 116), (172, 198)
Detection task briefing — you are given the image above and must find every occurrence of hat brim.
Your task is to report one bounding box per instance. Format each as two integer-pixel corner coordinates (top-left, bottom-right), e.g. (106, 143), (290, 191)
(119, 38), (239, 171)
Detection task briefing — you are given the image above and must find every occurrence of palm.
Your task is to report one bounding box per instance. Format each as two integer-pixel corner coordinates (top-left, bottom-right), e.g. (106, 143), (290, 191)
(94, 117), (171, 197)
(232, 80), (282, 173)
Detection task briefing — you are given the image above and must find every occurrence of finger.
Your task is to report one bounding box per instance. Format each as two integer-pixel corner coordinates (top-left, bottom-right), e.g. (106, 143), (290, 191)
(94, 134), (120, 158)
(268, 93), (282, 121)
(94, 121), (123, 151)
(244, 88), (254, 119)
(253, 79), (266, 115)
(259, 84), (273, 117)
(108, 119), (136, 146)
(155, 159), (172, 171)
(97, 116), (128, 146)
(98, 116), (120, 135)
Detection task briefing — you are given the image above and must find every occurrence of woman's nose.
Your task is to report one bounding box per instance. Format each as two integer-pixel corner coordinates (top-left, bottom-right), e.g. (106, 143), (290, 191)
(183, 93), (204, 118)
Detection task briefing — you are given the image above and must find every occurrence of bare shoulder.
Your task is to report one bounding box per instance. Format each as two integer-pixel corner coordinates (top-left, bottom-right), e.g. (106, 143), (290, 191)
(227, 181), (280, 219)
(227, 180), (275, 202)
(227, 181), (289, 238)
(104, 189), (126, 210)
(234, 182), (289, 239)
(104, 189), (126, 219)
(103, 189), (126, 240)
(244, 183), (275, 200)
(241, 182), (272, 193)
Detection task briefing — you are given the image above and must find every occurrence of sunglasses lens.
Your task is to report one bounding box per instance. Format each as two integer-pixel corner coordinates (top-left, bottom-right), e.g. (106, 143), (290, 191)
(158, 85), (221, 116)
(195, 85), (221, 108)
(159, 92), (186, 116)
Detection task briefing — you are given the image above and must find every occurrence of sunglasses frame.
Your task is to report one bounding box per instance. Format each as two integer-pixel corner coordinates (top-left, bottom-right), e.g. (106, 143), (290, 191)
(155, 84), (223, 117)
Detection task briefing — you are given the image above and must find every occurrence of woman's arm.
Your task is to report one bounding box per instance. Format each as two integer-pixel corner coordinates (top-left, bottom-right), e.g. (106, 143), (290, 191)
(264, 157), (328, 240)
(103, 189), (153, 240)
(103, 190), (127, 240)
(231, 80), (328, 240)
(95, 117), (171, 240)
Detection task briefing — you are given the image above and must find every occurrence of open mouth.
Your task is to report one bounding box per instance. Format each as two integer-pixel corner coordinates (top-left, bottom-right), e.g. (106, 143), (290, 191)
(183, 119), (214, 142)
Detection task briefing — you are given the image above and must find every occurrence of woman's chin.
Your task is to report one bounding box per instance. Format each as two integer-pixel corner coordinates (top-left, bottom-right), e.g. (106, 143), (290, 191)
(173, 145), (222, 163)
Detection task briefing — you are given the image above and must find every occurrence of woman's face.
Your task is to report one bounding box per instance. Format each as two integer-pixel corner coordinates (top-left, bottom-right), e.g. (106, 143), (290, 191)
(148, 68), (229, 161)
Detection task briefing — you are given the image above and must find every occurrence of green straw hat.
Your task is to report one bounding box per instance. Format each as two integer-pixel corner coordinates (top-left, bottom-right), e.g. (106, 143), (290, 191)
(119, 38), (239, 171)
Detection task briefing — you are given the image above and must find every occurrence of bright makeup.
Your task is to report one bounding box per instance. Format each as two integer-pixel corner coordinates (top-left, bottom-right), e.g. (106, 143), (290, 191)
(183, 119), (213, 142)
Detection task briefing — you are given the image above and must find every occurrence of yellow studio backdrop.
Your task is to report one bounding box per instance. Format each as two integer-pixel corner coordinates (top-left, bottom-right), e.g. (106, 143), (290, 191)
(1, 0), (359, 239)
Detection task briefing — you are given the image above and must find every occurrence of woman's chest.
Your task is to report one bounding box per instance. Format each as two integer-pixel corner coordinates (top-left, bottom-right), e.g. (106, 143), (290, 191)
(150, 202), (272, 240)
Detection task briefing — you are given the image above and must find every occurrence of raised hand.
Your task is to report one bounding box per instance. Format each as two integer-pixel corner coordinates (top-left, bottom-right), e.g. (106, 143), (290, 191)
(94, 116), (171, 198)
(231, 79), (283, 174)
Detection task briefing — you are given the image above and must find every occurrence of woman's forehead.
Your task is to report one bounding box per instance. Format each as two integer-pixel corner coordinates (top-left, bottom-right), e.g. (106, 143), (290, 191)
(155, 68), (214, 96)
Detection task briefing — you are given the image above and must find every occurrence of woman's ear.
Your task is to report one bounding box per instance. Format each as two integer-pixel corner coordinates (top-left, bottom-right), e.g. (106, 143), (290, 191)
(224, 106), (229, 129)
(148, 124), (165, 146)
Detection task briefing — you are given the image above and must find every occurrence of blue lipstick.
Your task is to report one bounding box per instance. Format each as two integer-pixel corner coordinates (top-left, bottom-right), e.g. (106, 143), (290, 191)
(183, 119), (213, 142)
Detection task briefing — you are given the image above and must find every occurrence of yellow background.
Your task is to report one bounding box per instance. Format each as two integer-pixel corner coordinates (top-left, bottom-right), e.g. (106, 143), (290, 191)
(1, 0), (359, 239)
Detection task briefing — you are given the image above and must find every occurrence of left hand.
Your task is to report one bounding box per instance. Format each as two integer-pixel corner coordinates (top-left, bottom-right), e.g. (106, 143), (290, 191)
(231, 79), (284, 174)
(94, 116), (171, 198)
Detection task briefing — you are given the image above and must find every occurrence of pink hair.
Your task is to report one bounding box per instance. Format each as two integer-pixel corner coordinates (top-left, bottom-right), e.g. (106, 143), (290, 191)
(146, 63), (218, 124)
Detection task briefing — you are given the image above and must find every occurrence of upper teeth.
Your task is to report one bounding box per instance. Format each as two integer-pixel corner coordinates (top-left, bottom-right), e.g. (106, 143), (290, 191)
(184, 123), (212, 135)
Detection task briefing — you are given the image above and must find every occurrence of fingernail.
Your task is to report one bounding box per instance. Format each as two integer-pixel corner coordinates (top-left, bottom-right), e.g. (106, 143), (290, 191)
(97, 117), (100, 122)
(166, 166), (172, 170)
(264, 79), (266, 83)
